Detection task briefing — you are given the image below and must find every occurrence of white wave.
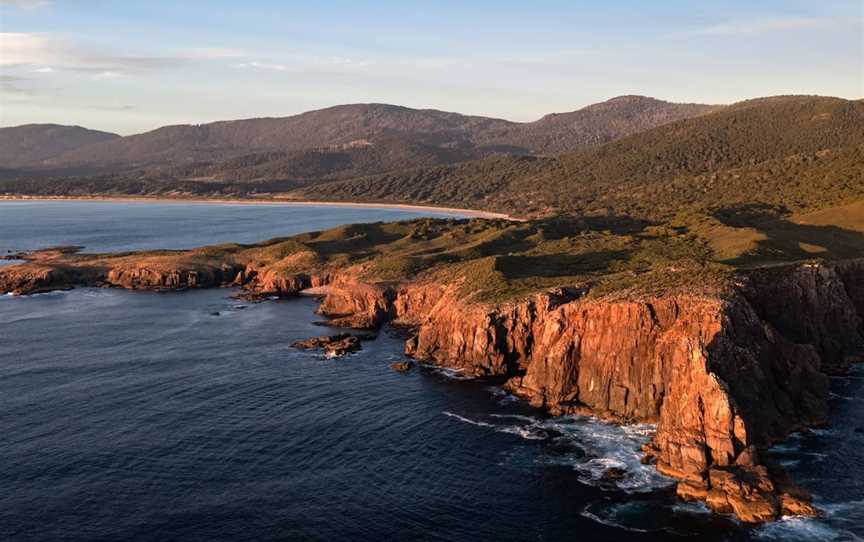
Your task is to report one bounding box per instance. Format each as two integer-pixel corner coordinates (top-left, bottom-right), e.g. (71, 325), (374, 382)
(498, 424), (549, 440)
(442, 411), (495, 428)
(822, 499), (864, 516)
(579, 508), (651, 533)
(754, 516), (862, 541)
(542, 416), (672, 493)
(489, 413), (539, 423)
(443, 411), (549, 439)
(773, 450), (828, 461)
(421, 364), (475, 380)
(806, 428), (837, 437)
(18, 289), (69, 298)
(445, 409), (671, 493)
(671, 501), (711, 515)
(485, 386), (519, 403)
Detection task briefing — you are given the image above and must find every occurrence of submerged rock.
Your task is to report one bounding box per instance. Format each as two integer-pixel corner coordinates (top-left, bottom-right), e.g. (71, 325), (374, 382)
(601, 467), (628, 481)
(390, 361), (414, 373)
(291, 333), (373, 357)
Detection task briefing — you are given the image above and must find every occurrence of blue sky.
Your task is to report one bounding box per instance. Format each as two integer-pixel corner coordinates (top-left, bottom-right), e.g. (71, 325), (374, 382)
(1, 0), (861, 134)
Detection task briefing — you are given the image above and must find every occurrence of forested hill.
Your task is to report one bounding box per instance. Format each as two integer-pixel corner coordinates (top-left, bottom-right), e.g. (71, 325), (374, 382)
(297, 96), (864, 219)
(0, 96), (714, 179)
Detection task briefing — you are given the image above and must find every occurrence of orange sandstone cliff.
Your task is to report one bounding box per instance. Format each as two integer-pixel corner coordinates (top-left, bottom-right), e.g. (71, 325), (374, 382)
(2, 255), (862, 523)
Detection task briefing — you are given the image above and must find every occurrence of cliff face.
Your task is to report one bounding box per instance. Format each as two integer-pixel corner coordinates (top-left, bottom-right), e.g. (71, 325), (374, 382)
(1, 255), (861, 523)
(310, 262), (862, 522)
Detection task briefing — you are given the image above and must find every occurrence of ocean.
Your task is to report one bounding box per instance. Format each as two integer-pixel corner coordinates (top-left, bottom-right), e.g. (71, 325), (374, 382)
(1, 201), (861, 541)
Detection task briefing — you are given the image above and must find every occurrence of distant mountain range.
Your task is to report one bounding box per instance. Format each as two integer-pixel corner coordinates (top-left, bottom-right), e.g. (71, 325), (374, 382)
(0, 96), (716, 181)
(300, 95), (864, 219)
(2, 94), (861, 230)
(0, 124), (120, 168)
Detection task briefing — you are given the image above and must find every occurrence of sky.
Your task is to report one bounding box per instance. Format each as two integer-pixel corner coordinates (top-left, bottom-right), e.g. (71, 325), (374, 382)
(0, 0), (861, 135)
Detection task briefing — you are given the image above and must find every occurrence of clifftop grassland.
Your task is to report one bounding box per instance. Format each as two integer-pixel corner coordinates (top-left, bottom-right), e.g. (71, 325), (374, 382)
(5, 199), (863, 303)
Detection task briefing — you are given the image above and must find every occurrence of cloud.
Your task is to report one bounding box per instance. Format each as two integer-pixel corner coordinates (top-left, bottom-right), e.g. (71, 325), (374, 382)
(84, 103), (136, 111)
(184, 47), (246, 59)
(683, 17), (845, 36)
(0, 33), (239, 73)
(91, 70), (124, 81)
(0, 0), (52, 10)
(232, 60), (289, 72)
(231, 56), (370, 73)
(0, 74), (34, 94)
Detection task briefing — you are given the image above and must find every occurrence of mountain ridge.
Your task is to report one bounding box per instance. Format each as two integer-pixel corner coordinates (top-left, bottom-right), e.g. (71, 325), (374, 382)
(0, 95), (717, 176)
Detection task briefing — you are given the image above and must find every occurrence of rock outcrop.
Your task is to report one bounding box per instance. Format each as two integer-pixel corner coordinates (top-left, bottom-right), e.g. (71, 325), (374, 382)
(294, 262), (862, 522)
(291, 333), (374, 357)
(2, 249), (861, 523)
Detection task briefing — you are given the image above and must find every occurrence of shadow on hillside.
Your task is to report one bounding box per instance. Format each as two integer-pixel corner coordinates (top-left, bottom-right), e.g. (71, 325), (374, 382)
(495, 250), (632, 279)
(537, 214), (659, 238)
(711, 203), (864, 266)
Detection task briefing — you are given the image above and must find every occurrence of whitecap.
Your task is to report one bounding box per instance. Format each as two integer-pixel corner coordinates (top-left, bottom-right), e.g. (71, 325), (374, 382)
(542, 416), (672, 493)
(671, 501), (711, 515)
(821, 499), (864, 521)
(486, 386), (519, 403)
(443, 410), (671, 493)
(489, 413), (539, 423)
(420, 364), (475, 380)
(443, 411), (550, 440)
(498, 424), (549, 440)
(21, 289), (69, 298)
(442, 411), (495, 428)
(753, 516), (861, 541)
(579, 508), (651, 533)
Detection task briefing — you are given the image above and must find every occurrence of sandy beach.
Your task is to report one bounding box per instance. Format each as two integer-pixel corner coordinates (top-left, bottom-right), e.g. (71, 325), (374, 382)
(0, 195), (516, 220)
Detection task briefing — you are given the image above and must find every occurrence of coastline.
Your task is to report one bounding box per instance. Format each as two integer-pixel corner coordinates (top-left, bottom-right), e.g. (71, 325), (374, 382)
(0, 195), (517, 221)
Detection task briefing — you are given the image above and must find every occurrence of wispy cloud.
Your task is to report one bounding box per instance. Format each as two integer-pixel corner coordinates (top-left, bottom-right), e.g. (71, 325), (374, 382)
(232, 60), (289, 72)
(91, 70), (124, 81)
(184, 47), (246, 60)
(0, 74), (35, 94)
(85, 103), (136, 111)
(0, 0), (52, 10)
(0, 33), (245, 74)
(682, 17), (847, 36)
(0, 33), (373, 80)
(231, 55), (371, 73)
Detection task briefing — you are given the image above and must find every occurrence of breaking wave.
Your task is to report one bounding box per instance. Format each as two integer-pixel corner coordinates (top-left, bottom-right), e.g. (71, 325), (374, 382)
(754, 516), (863, 541)
(442, 410), (673, 493)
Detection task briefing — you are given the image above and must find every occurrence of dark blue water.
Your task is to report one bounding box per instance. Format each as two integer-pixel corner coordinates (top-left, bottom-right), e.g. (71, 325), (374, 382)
(0, 200), (464, 254)
(1, 202), (861, 541)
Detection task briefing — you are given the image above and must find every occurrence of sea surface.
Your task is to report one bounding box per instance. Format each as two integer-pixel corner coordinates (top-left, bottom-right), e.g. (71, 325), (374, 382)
(1, 201), (861, 542)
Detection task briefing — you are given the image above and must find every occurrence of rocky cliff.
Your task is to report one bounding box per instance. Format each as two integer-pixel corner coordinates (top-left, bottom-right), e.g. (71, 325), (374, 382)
(1, 254), (861, 523)
(262, 261), (863, 522)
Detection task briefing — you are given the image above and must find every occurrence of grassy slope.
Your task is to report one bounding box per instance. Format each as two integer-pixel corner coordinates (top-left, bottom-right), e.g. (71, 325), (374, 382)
(292, 96), (864, 273)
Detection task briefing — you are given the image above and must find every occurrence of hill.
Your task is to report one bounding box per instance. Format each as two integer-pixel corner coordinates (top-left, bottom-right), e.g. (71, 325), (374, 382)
(298, 96), (864, 219)
(0, 96), (715, 179)
(0, 124), (119, 168)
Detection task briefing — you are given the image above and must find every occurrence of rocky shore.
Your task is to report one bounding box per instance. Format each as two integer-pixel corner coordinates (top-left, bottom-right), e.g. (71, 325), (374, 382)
(2, 242), (861, 524)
